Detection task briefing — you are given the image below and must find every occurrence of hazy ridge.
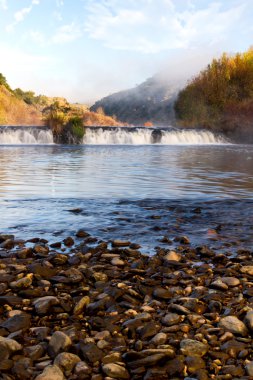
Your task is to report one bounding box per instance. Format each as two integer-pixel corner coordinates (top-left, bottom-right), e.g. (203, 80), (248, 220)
(91, 76), (178, 126)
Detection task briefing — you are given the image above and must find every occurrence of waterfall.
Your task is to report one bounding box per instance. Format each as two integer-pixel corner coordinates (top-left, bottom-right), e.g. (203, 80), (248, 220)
(0, 128), (54, 145)
(83, 127), (227, 145)
(0, 126), (227, 145)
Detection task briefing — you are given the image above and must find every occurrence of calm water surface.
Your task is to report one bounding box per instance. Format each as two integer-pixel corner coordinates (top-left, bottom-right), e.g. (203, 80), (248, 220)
(0, 145), (252, 253)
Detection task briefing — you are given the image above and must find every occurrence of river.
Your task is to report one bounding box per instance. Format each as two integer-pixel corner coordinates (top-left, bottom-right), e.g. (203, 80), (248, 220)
(0, 127), (252, 254)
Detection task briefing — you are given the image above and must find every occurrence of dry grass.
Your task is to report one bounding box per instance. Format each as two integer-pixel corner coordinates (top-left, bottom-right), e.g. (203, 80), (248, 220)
(0, 86), (43, 126)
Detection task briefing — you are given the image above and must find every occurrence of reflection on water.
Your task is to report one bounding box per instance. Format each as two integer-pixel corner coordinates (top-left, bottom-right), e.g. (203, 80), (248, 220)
(0, 145), (252, 199)
(0, 145), (252, 254)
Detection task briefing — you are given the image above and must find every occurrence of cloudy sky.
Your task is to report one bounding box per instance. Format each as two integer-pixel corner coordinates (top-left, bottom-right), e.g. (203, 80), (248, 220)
(0, 0), (252, 103)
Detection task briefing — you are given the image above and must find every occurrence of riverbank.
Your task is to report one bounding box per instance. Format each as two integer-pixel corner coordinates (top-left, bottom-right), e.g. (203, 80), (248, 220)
(1, 229), (253, 379)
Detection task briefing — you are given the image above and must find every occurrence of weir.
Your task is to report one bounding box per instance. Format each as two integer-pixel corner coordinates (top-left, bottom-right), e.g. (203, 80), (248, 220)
(0, 126), (227, 145)
(0, 126), (54, 145)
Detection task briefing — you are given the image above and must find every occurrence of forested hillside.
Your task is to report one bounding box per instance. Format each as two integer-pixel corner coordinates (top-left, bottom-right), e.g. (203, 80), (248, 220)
(175, 48), (253, 142)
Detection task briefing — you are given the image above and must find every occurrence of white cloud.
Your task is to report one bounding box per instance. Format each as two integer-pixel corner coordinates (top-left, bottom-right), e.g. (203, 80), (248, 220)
(84, 0), (247, 53)
(6, 0), (40, 32)
(52, 22), (83, 44)
(0, 0), (7, 10)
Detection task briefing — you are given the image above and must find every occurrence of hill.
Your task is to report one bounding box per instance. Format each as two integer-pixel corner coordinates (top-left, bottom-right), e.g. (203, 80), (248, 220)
(0, 73), (124, 128)
(91, 76), (178, 126)
(175, 48), (253, 142)
(0, 85), (43, 126)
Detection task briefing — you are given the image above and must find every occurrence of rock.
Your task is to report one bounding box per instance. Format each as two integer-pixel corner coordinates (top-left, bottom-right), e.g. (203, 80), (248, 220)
(102, 363), (130, 379)
(221, 277), (240, 287)
(162, 313), (181, 326)
(244, 310), (253, 332)
(0, 336), (22, 353)
(54, 352), (81, 375)
(28, 263), (57, 278)
(30, 327), (50, 341)
(48, 331), (72, 357)
(74, 361), (92, 378)
(153, 287), (172, 299)
(0, 344), (9, 360)
(139, 321), (160, 339)
(180, 339), (208, 357)
(76, 229), (90, 238)
(144, 368), (168, 380)
(24, 344), (44, 360)
(150, 332), (167, 346)
(1, 239), (15, 249)
(166, 356), (185, 376)
(35, 365), (65, 380)
(218, 316), (248, 336)
(33, 244), (49, 255)
(112, 240), (130, 247)
(12, 357), (33, 379)
(63, 237), (74, 246)
(246, 361), (253, 376)
(185, 356), (206, 373)
(163, 251), (181, 262)
(79, 342), (103, 363)
(125, 349), (175, 368)
(33, 296), (60, 315)
(210, 279), (228, 291)
(240, 266), (253, 276)
(0, 359), (13, 371)
(102, 352), (122, 364)
(0, 312), (31, 333)
(10, 274), (33, 289)
(0, 234), (14, 242)
(73, 296), (90, 315)
(111, 257), (125, 266)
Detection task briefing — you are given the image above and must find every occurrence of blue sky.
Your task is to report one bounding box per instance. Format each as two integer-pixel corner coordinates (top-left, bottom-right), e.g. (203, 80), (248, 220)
(0, 0), (252, 103)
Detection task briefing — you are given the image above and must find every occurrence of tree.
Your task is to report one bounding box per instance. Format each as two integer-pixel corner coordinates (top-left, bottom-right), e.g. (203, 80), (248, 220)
(0, 73), (12, 92)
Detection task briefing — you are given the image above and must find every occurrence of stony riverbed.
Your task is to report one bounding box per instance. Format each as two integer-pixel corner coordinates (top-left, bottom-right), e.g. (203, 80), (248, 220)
(1, 231), (253, 380)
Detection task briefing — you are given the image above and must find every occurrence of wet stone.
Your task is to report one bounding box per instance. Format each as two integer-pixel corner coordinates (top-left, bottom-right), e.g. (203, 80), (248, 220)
(244, 310), (253, 332)
(35, 365), (65, 380)
(153, 287), (172, 299)
(48, 331), (72, 357)
(102, 363), (130, 379)
(33, 296), (60, 315)
(162, 312), (181, 326)
(80, 342), (104, 363)
(218, 316), (248, 336)
(180, 339), (208, 357)
(54, 352), (81, 375)
(246, 361), (253, 377)
(0, 312), (31, 333)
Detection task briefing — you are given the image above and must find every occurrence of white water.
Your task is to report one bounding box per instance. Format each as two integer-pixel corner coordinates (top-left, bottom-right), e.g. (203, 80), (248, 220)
(0, 129), (54, 145)
(0, 127), (227, 145)
(83, 128), (226, 145)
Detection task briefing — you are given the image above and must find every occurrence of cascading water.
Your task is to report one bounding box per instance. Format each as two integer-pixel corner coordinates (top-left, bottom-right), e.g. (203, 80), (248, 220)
(0, 128), (54, 145)
(0, 126), (227, 145)
(82, 127), (227, 145)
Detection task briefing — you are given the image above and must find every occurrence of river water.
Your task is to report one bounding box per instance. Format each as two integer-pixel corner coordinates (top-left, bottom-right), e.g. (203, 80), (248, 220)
(0, 128), (252, 254)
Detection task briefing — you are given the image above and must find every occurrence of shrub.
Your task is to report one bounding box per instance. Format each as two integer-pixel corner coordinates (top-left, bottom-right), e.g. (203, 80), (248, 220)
(67, 116), (85, 140)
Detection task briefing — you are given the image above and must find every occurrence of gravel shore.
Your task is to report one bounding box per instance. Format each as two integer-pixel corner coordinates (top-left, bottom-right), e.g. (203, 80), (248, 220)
(0, 231), (253, 379)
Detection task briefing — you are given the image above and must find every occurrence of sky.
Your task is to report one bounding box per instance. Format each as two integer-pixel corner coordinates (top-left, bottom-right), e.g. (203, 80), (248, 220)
(0, 0), (253, 104)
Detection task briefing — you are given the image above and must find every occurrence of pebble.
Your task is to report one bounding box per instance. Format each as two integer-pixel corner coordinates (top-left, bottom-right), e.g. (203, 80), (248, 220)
(180, 339), (209, 357)
(35, 364), (65, 380)
(48, 331), (72, 357)
(218, 316), (248, 336)
(102, 363), (130, 379)
(0, 230), (253, 379)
